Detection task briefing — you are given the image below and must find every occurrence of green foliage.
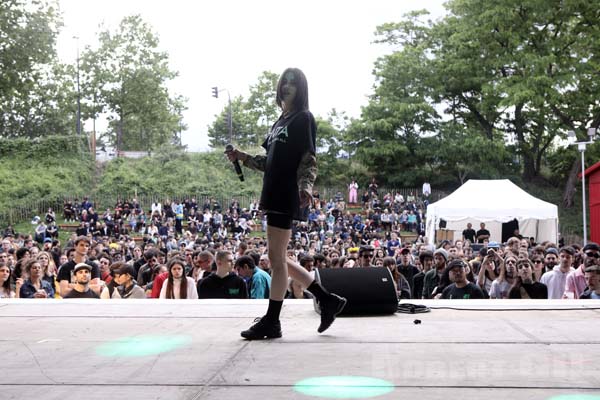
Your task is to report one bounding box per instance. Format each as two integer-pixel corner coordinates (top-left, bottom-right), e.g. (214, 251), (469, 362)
(0, 0), (74, 137)
(0, 135), (93, 213)
(80, 15), (186, 151)
(95, 149), (264, 199)
(208, 71), (279, 149)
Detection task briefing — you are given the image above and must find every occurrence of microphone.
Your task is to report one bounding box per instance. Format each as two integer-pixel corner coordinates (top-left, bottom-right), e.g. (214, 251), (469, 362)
(225, 144), (244, 182)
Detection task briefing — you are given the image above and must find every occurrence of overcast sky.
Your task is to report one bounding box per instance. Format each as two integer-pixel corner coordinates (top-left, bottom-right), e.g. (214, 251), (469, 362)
(56, 0), (447, 151)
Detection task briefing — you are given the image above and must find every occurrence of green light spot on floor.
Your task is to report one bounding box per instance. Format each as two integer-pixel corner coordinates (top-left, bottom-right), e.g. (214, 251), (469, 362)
(294, 376), (394, 399)
(548, 396), (600, 400)
(95, 335), (192, 357)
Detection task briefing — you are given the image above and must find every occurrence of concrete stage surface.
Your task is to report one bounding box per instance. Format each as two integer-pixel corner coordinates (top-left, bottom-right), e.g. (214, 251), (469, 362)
(1, 299), (599, 400)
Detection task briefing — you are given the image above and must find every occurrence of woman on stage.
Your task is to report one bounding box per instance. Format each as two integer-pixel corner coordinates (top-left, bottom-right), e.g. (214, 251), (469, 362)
(226, 67), (346, 340)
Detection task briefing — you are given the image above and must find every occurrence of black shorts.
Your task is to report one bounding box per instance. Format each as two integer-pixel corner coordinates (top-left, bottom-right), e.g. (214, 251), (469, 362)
(266, 213), (292, 230)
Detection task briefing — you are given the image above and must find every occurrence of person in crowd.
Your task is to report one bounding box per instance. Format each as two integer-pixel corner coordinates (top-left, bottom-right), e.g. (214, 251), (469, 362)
(258, 254), (271, 274)
(531, 254), (545, 282)
(476, 222), (490, 243)
(136, 249), (160, 287)
(100, 263), (124, 299)
(62, 262), (99, 299)
(57, 236), (101, 297)
(160, 257), (198, 299)
(226, 68), (346, 340)
(489, 253), (518, 299)
(382, 256), (411, 299)
(540, 246), (575, 299)
(441, 259), (485, 299)
(197, 250), (247, 299)
(543, 247), (560, 274)
(0, 263), (17, 298)
(508, 259), (548, 299)
(423, 248), (448, 299)
(37, 251), (58, 297)
(396, 247), (419, 298)
(356, 245), (375, 268)
(580, 265), (600, 299)
(114, 263), (146, 299)
(189, 250), (214, 282)
(477, 248), (501, 296)
(20, 259), (54, 298)
(462, 223), (476, 244)
(565, 242), (599, 299)
(235, 255), (271, 299)
(348, 179), (359, 205)
(413, 250), (433, 299)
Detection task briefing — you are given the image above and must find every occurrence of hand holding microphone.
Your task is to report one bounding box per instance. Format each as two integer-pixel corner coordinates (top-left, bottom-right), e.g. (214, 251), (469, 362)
(224, 144), (245, 182)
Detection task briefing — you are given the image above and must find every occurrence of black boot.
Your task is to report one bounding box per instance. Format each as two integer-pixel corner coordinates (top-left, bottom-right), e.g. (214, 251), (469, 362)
(240, 317), (282, 340)
(318, 293), (347, 333)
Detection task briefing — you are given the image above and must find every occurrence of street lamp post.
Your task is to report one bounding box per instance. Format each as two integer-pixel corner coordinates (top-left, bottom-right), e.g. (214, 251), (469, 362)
(212, 86), (233, 143)
(74, 36), (81, 136)
(568, 127), (597, 245)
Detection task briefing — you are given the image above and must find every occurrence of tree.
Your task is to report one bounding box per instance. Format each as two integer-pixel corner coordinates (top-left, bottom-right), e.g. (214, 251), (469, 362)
(0, 0), (73, 137)
(80, 15), (186, 152)
(207, 71), (280, 150)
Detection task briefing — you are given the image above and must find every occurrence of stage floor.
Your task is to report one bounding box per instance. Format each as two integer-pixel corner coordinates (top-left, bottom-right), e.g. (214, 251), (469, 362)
(1, 299), (599, 400)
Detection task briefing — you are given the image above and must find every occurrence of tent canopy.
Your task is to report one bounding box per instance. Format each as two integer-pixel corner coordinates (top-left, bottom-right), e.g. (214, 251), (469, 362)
(425, 179), (558, 245)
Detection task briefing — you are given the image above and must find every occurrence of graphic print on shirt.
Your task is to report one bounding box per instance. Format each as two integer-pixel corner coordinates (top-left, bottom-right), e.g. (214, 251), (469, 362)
(267, 125), (289, 146)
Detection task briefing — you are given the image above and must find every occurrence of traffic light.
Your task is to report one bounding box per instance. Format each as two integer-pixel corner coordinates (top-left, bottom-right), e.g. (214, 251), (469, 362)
(212, 86), (219, 98)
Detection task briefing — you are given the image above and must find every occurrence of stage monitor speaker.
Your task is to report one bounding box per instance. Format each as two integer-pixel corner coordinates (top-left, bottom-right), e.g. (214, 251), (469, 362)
(314, 267), (399, 316)
(439, 219), (447, 228)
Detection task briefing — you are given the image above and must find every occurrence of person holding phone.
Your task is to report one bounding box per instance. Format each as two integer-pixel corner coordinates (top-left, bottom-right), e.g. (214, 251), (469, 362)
(226, 68), (346, 340)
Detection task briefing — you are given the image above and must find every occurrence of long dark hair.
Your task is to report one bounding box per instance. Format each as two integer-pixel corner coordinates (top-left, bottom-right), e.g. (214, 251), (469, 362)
(276, 68), (309, 112)
(0, 264), (11, 295)
(165, 257), (187, 299)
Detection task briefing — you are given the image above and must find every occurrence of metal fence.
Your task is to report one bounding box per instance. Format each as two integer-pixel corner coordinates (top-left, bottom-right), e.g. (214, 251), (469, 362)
(0, 187), (447, 227)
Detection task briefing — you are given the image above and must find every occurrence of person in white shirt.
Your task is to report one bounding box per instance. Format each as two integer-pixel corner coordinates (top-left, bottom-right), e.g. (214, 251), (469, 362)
(160, 257), (198, 299)
(540, 246), (575, 299)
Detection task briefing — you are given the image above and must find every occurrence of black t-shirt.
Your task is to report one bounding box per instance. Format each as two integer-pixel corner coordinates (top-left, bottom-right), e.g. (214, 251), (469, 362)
(475, 229), (491, 243)
(197, 272), (248, 299)
(57, 259), (100, 283)
(260, 110), (316, 220)
(63, 288), (100, 299)
(441, 282), (485, 299)
(462, 228), (476, 242)
(509, 282), (548, 299)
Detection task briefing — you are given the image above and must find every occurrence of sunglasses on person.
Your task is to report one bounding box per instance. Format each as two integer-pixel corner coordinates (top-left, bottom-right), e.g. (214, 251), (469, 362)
(362, 253), (374, 258)
(585, 252), (600, 258)
(506, 260), (517, 265)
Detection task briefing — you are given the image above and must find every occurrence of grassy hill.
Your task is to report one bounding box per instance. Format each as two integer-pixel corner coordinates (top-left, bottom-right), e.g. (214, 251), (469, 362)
(0, 137), (586, 244)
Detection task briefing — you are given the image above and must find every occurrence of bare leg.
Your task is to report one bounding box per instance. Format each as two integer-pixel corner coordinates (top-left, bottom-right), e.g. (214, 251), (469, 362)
(287, 258), (313, 288)
(267, 225), (291, 301)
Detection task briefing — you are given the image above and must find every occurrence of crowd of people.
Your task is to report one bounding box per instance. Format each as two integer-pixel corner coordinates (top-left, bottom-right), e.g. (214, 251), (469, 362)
(0, 190), (598, 301)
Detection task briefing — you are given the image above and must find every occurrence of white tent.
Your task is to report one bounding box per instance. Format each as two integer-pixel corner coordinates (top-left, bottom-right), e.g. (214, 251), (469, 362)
(425, 179), (558, 245)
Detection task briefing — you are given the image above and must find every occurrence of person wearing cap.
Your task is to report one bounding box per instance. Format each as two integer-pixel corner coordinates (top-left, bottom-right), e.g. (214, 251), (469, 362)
(543, 247), (559, 274)
(100, 262), (124, 299)
(565, 242), (599, 299)
(440, 259), (485, 299)
(579, 265), (600, 299)
(198, 250), (247, 299)
(115, 263), (145, 299)
(396, 247), (419, 298)
(56, 236), (101, 298)
(540, 246), (576, 299)
(422, 248), (448, 299)
(62, 263), (100, 299)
